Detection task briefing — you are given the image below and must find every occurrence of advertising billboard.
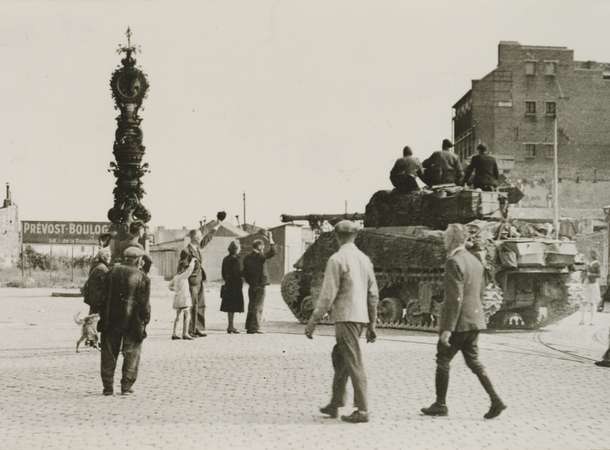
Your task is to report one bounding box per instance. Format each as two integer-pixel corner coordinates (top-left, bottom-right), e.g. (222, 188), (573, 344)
(22, 221), (111, 245)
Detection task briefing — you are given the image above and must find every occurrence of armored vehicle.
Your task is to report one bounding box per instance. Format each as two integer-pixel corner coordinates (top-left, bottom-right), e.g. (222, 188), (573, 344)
(280, 187), (582, 330)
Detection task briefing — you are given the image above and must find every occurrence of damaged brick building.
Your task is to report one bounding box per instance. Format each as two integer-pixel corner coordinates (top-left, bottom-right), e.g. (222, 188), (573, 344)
(453, 41), (610, 210)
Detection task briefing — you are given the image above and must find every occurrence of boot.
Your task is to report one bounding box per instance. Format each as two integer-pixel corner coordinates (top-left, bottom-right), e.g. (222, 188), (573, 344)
(477, 373), (506, 419)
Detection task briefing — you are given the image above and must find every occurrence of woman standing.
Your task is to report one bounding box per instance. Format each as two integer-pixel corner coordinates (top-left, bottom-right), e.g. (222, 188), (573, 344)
(581, 249), (601, 326)
(83, 247), (111, 314)
(221, 240), (244, 333)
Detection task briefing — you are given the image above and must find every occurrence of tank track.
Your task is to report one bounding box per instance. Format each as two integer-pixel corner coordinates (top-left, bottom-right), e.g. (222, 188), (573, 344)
(281, 269), (512, 331)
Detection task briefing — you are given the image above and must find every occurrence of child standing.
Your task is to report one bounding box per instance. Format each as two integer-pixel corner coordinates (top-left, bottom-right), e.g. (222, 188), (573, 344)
(170, 258), (196, 340)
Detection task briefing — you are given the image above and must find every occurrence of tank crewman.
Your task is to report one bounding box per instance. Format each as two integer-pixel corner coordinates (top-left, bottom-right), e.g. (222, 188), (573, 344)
(99, 246), (151, 396)
(305, 220), (379, 424)
(463, 143), (500, 191)
(389, 146), (424, 193)
(421, 223), (506, 419)
(421, 138), (463, 186)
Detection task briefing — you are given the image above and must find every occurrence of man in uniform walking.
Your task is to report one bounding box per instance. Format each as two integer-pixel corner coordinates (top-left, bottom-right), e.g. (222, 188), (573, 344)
(305, 220), (379, 423)
(99, 246), (151, 396)
(421, 223), (506, 419)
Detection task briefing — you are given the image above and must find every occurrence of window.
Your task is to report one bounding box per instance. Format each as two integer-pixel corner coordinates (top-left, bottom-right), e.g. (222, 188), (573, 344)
(525, 61), (536, 75)
(525, 144), (536, 158)
(525, 101), (536, 115)
(544, 145), (554, 159)
(544, 61), (557, 76)
(545, 102), (556, 116)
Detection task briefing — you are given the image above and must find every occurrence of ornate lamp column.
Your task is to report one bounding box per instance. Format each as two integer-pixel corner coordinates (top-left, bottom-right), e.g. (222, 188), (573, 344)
(107, 28), (151, 259)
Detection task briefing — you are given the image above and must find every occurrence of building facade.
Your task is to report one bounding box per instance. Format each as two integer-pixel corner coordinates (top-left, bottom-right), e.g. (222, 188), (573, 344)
(453, 41), (610, 209)
(0, 185), (20, 269)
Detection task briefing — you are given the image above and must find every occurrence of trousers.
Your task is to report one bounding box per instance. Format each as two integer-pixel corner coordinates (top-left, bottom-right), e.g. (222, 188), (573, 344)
(602, 328), (610, 362)
(435, 330), (501, 405)
(189, 283), (206, 334)
(245, 286), (266, 332)
(330, 322), (368, 411)
(100, 331), (142, 393)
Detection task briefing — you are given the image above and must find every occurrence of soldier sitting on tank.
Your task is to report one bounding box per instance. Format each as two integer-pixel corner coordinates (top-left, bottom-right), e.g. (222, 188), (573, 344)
(389, 146), (424, 193)
(421, 139), (463, 187)
(463, 143), (499, 191)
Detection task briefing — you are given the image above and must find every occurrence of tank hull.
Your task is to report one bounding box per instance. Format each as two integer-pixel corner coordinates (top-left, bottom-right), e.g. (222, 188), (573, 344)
(281, 228), (582, 331)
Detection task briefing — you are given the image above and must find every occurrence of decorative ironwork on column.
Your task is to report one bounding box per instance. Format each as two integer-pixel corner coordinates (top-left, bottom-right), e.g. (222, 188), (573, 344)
(107, 28), (151, 231)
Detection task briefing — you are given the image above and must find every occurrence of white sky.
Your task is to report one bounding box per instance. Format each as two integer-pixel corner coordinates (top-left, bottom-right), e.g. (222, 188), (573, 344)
(1, 0), (609, 229)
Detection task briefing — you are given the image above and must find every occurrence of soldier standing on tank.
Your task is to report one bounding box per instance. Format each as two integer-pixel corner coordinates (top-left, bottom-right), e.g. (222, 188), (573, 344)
(305, 220), (379, 424)
(422, 138), (463, 186)
(421, 223), (506, 419)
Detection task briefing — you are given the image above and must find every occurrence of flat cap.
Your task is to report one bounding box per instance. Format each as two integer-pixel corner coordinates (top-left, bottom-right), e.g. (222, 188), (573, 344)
(334, 220), (360, 234)
(442, 138), (453, 148)
(123, 246), (145, 258)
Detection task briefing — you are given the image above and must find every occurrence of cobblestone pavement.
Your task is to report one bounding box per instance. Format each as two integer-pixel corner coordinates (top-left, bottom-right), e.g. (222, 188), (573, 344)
(1, 286), (609, 450)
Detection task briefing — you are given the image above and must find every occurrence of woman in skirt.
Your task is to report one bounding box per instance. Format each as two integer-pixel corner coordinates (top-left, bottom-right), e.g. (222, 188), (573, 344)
(221, 240), (245, 333)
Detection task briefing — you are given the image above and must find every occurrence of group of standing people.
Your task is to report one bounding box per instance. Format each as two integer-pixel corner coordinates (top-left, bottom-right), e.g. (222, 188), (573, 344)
(390, 138), (500, 193)
(169, 222), (276, 338)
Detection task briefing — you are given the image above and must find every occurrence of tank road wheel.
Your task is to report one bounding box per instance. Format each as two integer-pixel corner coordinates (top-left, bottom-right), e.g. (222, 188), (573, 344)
(377, 297), (404, 325)
(281, 271), (302, 307)
(300, 296), (316, 322)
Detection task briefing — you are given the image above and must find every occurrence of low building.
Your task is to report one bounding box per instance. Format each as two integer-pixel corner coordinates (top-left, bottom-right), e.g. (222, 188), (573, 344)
(239, 224), (314, 284)
(0, 184), (20, 269)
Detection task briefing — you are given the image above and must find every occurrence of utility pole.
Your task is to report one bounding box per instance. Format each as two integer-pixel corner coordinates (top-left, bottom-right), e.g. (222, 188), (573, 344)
(553, 116), (560, 239)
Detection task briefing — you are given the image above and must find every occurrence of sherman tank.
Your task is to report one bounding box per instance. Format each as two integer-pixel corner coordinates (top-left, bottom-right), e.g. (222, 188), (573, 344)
(280, 186), (583, 330)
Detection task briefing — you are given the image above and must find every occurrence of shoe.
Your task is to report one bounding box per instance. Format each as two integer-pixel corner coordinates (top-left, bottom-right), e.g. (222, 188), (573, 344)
(246, 330), (264, 334)
(421, 402), (448, 416)
(121, 388), (134, 395)
(193, 331), (207, 337)
(484, 401), (507, 419)
(319, 404), (339, 418)
(182, 334), (194, 340)
(171, 335), (181, 340)
(227, 328), (240, 334)
(102, 389), (113, 396)
(595, 360), (610, 367)
(340, 410), (369, 423)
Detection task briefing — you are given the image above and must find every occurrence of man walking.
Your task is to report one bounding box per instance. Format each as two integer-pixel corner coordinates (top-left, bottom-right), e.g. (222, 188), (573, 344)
(421, 224), (506, 419)
(463, 143), (500, 191)
(99, 246), (151, 396)
(242, 232), (276, 334)
(422, 138), (463, 186)
(305, 220), (379, 424)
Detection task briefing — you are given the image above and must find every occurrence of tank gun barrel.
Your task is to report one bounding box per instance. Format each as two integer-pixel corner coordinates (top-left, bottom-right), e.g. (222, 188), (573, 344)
(281, 213), (365, 230)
